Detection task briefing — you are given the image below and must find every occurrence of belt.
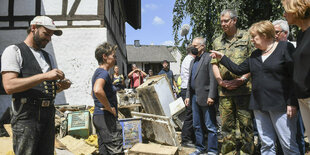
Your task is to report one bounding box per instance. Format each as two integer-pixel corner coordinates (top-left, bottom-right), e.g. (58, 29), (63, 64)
(13, 97), (55, 107)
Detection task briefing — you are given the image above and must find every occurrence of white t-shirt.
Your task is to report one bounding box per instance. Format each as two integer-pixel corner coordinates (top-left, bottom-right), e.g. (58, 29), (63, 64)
(261, 52), (272, 62)
(180, 54), (195, 89)
(1, 45), (56, 73)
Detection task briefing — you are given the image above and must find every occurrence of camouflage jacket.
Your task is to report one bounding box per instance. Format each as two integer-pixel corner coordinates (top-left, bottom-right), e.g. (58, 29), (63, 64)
(211, 29), (253, 96)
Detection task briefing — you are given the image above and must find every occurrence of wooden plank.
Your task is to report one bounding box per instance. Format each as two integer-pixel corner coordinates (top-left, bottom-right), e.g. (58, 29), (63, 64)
(62, 0), (68, 15)
(8, 0), (14, 28)
(118, 103), (141, 109)
(35, 0), (41, 16)
(49, 15), (104, 21)
(97, 0), (105, 26)
(0, 25), (104, 30)
(97, 0), (104, 16)
(68, 0), (81, 16)
(129, 143), (178, 155)
(59, 135), (97, 155)
(0, 137), (13, 155)
(3, 124), (12, 137)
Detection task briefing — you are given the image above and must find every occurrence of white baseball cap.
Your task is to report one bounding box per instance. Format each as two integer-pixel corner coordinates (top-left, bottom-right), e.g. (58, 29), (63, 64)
(30, 16), (62, 36)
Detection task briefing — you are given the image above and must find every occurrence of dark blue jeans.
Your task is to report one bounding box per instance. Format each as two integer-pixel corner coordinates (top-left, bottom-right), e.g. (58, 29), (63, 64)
(191, 94), (218, 153)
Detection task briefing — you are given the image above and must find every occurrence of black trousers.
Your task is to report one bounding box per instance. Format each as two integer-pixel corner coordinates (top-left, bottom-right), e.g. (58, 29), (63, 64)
(180, 88), (195, 143)
(11, 102), (55, 155)
(93, 113), (124, 155)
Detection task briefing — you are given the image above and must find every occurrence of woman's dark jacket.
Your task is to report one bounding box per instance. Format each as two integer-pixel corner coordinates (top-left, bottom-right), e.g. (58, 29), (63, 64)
(220, 41), (298, 111)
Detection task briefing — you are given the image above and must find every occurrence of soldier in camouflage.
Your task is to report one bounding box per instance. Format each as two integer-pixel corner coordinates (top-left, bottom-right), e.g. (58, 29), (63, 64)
(211, 9), (254, 154)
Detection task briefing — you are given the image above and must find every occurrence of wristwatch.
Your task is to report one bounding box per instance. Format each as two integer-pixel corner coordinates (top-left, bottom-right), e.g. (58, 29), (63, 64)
(240, 76), (248, 82)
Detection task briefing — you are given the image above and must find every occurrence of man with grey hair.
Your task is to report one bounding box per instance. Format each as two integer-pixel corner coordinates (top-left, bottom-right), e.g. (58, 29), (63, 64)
(272, 19), (290, 41)
(185, 37), (218, 155)
(211, 9), (254, 154)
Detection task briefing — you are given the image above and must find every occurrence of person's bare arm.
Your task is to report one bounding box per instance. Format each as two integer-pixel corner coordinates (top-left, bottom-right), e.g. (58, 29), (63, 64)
(121, 75), (125, 86)
(212, 64), (225, 87)
(2, 69), (64, 94)
(127, 70), (135, 78)
(138, 69), (147, 77)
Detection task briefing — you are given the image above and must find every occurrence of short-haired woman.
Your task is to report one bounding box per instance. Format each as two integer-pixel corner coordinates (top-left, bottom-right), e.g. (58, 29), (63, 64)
(282, 0), (310, 142)
(91, 42), (124, 155)
(211, 20), (300, 155)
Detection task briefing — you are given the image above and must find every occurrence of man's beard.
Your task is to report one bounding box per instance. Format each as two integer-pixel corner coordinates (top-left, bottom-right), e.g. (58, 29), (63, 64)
(33, 31), (49, 49)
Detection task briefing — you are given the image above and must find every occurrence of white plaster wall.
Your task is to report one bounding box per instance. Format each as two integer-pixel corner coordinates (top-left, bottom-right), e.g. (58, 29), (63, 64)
(170, 48), (182, 76)
(0, 30), (27, 52)
(46, 28), (108, 106)
(41, 0), (98, 15)
(14, 0), (36, 15)
(0, 28), (108, 107)
(0, 0), (9, 16)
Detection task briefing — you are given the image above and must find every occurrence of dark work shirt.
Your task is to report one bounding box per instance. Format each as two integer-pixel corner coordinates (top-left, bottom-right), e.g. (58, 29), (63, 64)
(91, 68), (117, 115)
(220, 41), (298, 111)
(190, 56), (201, 91)
(293, 27), (310, 98)
(158, 69), (174, 88)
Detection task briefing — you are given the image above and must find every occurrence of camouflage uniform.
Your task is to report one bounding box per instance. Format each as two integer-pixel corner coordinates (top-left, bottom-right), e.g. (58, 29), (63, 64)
(211, 29), (254, 155)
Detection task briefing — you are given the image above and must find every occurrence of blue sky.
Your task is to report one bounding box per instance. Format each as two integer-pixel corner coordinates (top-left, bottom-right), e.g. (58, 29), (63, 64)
(125, 0), (177, 46)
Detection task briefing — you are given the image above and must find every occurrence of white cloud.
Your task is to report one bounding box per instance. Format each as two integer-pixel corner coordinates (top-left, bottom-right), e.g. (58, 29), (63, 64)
(141, 8), (145, 13)
(145, 3), (158, 10)
(152, 16), (165, 25)
(162, 40), (175, 46)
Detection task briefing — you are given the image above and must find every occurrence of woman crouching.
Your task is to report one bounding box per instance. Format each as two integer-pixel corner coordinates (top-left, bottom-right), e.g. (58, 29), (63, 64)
(91, 42), (124, 155)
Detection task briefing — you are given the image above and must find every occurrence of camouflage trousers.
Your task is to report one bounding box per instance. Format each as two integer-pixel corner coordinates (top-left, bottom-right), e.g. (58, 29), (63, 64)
(219, 95), (254, 155)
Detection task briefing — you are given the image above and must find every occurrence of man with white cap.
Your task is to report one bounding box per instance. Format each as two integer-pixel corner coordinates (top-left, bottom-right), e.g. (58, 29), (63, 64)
(1, 16), (71, 155)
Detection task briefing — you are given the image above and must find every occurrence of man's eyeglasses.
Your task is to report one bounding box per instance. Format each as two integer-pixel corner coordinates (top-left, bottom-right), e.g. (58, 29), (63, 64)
(275, 30), (284, 34)
(221, 18), (232, 24)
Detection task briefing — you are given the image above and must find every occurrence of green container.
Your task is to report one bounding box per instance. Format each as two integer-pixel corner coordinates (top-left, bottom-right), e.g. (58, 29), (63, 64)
(67, 111), (90, 139)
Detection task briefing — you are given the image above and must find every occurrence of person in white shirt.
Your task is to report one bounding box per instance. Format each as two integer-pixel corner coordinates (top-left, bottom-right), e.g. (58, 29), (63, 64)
(180, 45), (197, 147)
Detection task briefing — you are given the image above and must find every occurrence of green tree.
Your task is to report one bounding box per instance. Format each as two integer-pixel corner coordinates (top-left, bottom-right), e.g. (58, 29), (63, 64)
(173, 0), (289, 58)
